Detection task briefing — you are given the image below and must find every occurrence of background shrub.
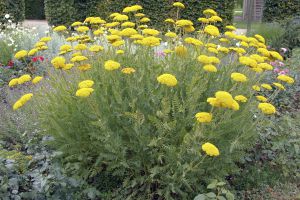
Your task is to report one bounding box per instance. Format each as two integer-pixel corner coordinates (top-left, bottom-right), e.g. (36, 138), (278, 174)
(181, 0), (235, 27)
(25, 0), (45, 20)
(45, 0), (235, 27)
(263, 0), (300, 22)
(0, 0), (25, 23)
(44, 0), (76, 26)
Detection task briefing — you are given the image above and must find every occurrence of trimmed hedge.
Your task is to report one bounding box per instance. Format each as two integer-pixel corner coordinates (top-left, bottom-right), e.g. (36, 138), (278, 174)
(263, 0), (300, 22)
(44, 0), (76, 26)
(25, 0), (45, 19)
(45, 0), (235, 27)
(0, 0), (25, 23)
(182, 0), (235, 27)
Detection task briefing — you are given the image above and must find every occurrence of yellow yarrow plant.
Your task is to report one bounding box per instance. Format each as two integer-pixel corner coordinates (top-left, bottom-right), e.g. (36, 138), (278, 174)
(7, 3), (295, 199)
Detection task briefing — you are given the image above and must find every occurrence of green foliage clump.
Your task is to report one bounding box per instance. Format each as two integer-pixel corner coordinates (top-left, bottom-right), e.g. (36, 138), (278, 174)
(181, 0), (235, 27)
(25, 0), (45, 19)
(0, 0), (25, 24)
(45, 0), (235, 27)
(263, 0), (300, 22)
(30, 28), (266, 198)
(276, 17), (300, 52)
(44, 0), (76, 26)
(249, 23), (285, 48)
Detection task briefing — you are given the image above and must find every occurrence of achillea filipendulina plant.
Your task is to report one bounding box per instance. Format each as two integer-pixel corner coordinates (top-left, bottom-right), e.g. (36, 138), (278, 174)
(8, 2), (295, 199)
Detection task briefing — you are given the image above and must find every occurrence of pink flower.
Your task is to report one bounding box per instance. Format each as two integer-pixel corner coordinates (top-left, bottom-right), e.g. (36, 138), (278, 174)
(280, 48), (287, 53)
(155, 50), (166, 57)
(278, 61), (285, 67)
(274, 67), (280, 73)
(279, 71), (286, 75)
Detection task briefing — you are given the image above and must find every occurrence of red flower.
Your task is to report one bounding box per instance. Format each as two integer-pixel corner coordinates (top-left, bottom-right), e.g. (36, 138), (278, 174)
(39, 56), (45, 61)
(32, 56), (45, 62)
(32, 57), (39, 62)
(8, 60), (14, 67)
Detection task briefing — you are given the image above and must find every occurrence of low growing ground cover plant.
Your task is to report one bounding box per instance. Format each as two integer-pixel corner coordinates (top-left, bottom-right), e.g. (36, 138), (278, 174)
(6, 2), (296, 199)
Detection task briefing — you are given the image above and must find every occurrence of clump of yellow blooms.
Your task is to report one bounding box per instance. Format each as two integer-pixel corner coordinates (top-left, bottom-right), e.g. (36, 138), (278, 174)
(234, 95), (248, 103)
(277, 75), (295, 84)
(13, 93), (33, 110)
(157, 74), (178, 87)
(204, 25), (220, 37)
(32, 76), (43, 84)
(104, 60), (121, 71)
(122, 67), (136, 74)
(256, 96), (268, 102)
(8, 3), (296, 167)
(231, 72), (248, 82)
(14, 50), (28, 59)
(18, 74), (32, 84)
(51, 57), (66, 69)
(258, 103), (276, 115)
(173, 2), (185, 9)
(261, 83), (272, 90)
(207, 91), (240, 111)
(195, 112), (212, 123)
(53, 25), (67, 32)
(76, 80), (95, 97)
(202, 142), (220, 156)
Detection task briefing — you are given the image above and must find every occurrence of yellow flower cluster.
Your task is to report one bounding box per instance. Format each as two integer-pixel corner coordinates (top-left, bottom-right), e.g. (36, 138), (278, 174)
(9, 74), (32, 87)
(122, 67), (136, 74)
(195, 112), (212, 123)
(14, 50), (28, 59)
(13, 93), (33, 110)
(277, 75), (295, 84)
(197, 55), (220, 64)
(123, 5), (142, 13)
(207, 91), (240, 111)
(258, 103), (276, 115)
(173, 2), (185, 9)
(104, 60), (121, 71)
(234, 95), (248, 103)
(202, 142), (220, 156)
(76, 80), (95, 97)
(157, 74), (178, 87)
(204, 25), (220, 37)
(32, 76), (43, 84)
(231, 72), (247, 82)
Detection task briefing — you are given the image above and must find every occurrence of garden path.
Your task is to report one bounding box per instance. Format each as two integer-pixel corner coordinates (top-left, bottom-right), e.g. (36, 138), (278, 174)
(22, 20), (49, 29)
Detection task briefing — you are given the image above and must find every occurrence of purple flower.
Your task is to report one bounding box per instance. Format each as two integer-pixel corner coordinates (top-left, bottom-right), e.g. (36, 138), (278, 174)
(278, 61), (285, 67)
(155, 50), (166, 57)
(274, 67), (280, 73)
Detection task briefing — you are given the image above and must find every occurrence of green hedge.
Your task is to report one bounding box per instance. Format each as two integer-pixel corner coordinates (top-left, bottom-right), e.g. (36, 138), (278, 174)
(44, 0), (76, 25)
(25, 0), (45, 19)
(0, 0), (25, 23)
(182, 0), (235, 27)
(263, 0), (300, 22)
(45, 0), (235, 27)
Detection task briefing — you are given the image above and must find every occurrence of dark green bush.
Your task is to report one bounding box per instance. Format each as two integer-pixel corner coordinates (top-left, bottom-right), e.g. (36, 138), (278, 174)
(277, 16), (300, 51)
(25, 0), (45, 19)
(44, 0), (76, 25)
(263, 0), (300, 22)
(45, 0), (235, 28)
(0, 0), (25, 23)
(181, 0), (235, 27)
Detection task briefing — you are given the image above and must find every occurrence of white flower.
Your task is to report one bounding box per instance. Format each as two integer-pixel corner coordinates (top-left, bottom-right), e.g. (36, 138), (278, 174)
(5, 14), (10, 19)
